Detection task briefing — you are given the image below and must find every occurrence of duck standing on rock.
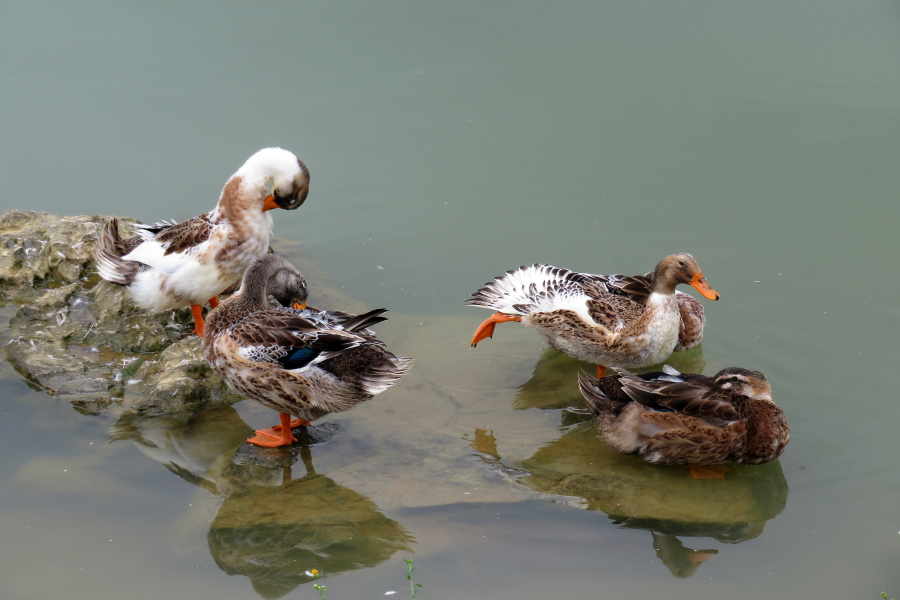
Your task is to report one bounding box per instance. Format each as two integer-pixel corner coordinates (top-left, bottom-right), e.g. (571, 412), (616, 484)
(578, 365), (789, 479)
(467, 254), (719, 377)
(203, 255), (411, 448)
(94, 147), (310, 336)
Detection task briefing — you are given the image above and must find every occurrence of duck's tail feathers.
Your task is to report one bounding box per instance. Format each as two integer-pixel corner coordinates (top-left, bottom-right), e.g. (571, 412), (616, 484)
(308, 330), (368, 358)
(94, 218), (139, 286)
(578, 371), (629, 418)
(466, 263), (592, 315)
(342, 308), (389, 333)
(358, 355), (412, 395)
(135, 219), (178, 239)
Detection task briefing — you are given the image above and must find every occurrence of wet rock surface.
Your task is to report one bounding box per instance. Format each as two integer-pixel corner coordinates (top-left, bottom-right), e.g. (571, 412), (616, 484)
(0, 211), (196, 413)
(0, 211), (318, 418)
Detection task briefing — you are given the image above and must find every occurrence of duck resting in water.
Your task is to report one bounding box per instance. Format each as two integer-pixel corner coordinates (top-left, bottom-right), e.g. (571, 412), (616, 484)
(467, 254), (719, 377)
(203, 254), (411, 447)
(94, 147), (310, 336)
(578, 365), (789, 479)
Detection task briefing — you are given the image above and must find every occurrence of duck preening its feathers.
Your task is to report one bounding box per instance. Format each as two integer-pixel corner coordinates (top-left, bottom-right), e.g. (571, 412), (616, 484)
(467, 254), (719, 376)
(93, 147), (309, 336)
(578, 365), (789, 477)
(203, 255), (411, 447)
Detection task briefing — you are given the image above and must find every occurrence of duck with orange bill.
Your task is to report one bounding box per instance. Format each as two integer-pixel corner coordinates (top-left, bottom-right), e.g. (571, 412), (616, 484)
(94, 147), (310, 336)
(578, 364), (789, 479)
(467, 254), (719, 377)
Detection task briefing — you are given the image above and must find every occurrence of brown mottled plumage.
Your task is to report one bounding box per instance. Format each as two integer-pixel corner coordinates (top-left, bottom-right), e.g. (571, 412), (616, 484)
(467, 254), (719, 373)
(578, 366), (789, 468)
(204, 255), (411, 447)
(94, 148), (309, 336)
(599, 272), (706, 350)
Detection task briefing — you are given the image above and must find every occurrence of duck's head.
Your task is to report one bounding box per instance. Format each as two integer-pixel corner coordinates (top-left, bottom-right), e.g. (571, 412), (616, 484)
(713, 367), (772, 400)
(264, 255), (309, 310)
(237, 254), (309, 310)
(236, 147), (310, 211)
(651, 253), (719, 300)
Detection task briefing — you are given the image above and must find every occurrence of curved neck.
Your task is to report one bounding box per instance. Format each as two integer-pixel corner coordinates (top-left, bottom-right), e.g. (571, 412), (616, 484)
(203, 259), (271, 340)
(233, 260), (271, 312)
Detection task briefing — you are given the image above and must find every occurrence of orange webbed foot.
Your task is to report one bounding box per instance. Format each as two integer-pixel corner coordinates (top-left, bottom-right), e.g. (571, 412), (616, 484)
(687, 465), (731, 480)
(246, 428), (297, 447)
(208, 296), (219, 309)
(470, 313), (521, 347)
(246, 413), (299, 447)
(596, 364), (607, 379)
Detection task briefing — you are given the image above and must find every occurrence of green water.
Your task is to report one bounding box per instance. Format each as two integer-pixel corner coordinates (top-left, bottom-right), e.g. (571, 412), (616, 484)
(2, 0), (900, 598)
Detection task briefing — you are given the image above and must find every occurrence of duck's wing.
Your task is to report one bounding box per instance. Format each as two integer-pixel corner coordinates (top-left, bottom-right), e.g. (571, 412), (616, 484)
(615, 369), (741, 421)
(120, 213), (215, 274)
(229, 310), (369, 369)
(599, 273), (654, 306)
(467, 264), (600, 318)
(674, 292), (705, 350)
(279, 308), (389, 337)
(152, 214), (214, 256)
(584, 288), (646, 332)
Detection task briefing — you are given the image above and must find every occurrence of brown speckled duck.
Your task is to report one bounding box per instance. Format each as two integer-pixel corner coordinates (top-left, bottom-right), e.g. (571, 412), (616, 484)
(203, 255), (411, 447)
(467, 254), (719, 377)
(95, 148), (310, 337)
(578, 365), (789, 479)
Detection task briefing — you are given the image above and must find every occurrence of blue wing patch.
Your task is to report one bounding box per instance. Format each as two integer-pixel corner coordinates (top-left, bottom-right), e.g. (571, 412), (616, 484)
(279, 347), (320, 370)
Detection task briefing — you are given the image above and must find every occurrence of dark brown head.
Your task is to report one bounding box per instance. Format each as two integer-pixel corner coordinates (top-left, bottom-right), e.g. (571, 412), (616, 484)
(651, 253), (719, 300)
(713, 367), (772, 400)
(237, 254), (308, 309)
(265, 256), (309, 310)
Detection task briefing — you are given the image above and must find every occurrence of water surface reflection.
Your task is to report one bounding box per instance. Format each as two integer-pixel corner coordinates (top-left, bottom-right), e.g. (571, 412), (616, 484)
(111, 408), (413, 598)
(500, 349), (787, 578)
(515, 425), (788, 577)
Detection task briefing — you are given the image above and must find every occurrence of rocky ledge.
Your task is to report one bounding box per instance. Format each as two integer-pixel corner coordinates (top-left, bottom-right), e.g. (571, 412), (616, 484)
(0, 210), (341, 419)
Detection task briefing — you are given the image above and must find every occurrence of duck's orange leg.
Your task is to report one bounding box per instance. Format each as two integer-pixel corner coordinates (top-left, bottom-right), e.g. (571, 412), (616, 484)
(272, 417), (311, 430)
(687, 465), (731, 480)
(596, 364), (607, 379)
(190, 304), (205, 337)
(246, 413), (298, 447)
(470, 313), (521, 347)
(208, 296), (219, 309)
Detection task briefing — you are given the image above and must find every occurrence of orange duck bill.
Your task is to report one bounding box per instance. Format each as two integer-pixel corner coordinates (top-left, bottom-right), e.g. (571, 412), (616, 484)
(690, 272), (720, 301)
(262, 195), (280, 211)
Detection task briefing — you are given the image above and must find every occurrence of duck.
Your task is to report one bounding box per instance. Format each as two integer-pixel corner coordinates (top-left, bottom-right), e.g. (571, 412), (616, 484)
(203, 254), (411, 447)
(578, 365), (789, 479)
(467, 254), (719, 377)
(94, 147), (310, 336)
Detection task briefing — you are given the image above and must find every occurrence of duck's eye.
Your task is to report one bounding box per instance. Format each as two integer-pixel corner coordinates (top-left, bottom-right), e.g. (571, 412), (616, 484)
(677, 261), (685, 267)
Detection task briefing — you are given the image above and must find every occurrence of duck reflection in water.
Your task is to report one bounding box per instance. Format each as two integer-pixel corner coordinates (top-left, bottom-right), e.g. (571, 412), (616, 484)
(111, 407), (413, 599)
(491, 352), (787, 579)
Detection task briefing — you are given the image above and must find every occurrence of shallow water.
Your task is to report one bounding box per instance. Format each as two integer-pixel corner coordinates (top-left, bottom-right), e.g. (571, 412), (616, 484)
(2, 0), (900, 598)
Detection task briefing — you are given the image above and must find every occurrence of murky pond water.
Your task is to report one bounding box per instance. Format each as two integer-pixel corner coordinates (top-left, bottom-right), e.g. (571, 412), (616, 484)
(2, 1), (900, 598)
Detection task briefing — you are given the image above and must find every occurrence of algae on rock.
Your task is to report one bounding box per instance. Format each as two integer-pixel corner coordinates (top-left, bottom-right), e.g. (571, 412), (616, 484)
(0, 211), (226, 416)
